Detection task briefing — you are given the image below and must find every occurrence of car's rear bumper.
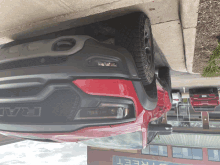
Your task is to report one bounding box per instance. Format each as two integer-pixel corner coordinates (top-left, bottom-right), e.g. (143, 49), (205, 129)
(0, 79), (150, 145)
(0, 80), (138, 133)
(0, 36), (158, 114)
(0, 35), (160, 133)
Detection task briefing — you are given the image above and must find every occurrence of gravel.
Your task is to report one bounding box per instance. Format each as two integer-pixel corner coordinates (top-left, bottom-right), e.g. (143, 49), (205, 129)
(193, 0), (220, 73)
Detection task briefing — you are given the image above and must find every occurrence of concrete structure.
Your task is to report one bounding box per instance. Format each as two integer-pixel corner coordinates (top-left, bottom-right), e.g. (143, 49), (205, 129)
(0, 0), (190, 73)
(0, 0), (176, 43)
(180, 0), (200, 29)
(152, 20), (186, 72)
(183, 28), (197, 73)
(180, 0), (200, 73)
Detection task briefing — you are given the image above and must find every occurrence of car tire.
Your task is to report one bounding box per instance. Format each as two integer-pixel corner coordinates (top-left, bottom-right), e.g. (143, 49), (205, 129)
(115, 12), (155, 86)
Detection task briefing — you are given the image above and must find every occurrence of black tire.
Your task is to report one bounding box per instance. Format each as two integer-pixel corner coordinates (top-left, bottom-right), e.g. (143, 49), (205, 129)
(115, 12), (155, 85)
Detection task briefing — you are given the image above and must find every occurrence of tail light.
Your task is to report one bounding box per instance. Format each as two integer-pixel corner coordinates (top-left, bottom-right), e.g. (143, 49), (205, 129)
(97, 61), (117, 67)
(74, 103), (131, 120)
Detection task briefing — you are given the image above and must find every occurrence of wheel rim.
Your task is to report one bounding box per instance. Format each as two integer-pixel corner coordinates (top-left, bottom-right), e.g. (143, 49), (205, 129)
(144, 20), (152, 66)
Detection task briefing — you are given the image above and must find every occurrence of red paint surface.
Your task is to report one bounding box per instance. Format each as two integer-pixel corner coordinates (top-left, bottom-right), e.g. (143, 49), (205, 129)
(73, 79), (171, 118)
(190, 94), (219, 107)
(0, 79), (171, 147)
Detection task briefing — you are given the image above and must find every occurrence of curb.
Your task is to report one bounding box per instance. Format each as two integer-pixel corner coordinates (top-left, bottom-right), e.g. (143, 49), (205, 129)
(152, 20), (187, 72)
(142, 0), (187, 72)
(180, 0), (200, 74)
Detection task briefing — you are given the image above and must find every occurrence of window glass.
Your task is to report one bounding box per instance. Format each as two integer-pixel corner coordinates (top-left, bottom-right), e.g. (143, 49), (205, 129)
(192, 148), (203, 160)
(173, 147), (182, 158)
(173, 147), (203, 160)
(159, 146), (168, 156)
(213, 150), (219, 161)
(182, 148), (192, 159)
(142, 145), (167, 156)
(208, 149), (219, 161)
(142, 145), (150, 155)
(218, 150), (220, 161)
(150, 145), (159, 155)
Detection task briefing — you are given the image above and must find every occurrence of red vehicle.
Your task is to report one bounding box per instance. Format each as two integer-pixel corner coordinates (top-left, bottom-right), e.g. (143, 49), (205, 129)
(0, 12), (172, 149)
(189, 87), (219, 112)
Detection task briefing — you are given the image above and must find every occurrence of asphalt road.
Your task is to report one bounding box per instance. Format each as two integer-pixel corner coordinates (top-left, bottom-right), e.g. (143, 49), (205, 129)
(172, 85), (220, 94)
(171, 70), (220, 89)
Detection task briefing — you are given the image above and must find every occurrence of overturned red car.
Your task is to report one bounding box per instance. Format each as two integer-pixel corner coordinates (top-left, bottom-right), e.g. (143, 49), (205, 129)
(0, 12), (172, 149)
